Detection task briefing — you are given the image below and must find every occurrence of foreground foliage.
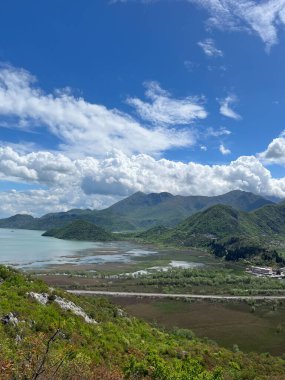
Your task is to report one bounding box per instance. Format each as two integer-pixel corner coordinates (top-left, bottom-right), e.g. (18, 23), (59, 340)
(0, 266), (285, 379)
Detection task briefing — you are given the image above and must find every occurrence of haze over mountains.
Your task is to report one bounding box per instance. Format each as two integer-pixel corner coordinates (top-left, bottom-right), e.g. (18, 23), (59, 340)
(0, 190), (274, 232)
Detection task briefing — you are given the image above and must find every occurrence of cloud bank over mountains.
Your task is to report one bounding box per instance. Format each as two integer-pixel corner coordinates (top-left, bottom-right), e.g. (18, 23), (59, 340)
(0, 65), (284, 217)
(1, 144), (285, 217)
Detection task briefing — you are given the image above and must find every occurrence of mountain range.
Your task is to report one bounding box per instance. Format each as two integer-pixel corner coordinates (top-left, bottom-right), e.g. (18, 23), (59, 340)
(0, 190), (275, 232)
(42, 199), (285, 264)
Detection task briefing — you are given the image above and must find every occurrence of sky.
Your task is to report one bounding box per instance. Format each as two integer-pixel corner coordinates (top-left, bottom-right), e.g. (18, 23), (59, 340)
(0, 0), (285, 217)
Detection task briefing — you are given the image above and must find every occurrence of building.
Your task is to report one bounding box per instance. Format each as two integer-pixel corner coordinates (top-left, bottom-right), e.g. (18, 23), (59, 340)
(249, 266), (273, 275)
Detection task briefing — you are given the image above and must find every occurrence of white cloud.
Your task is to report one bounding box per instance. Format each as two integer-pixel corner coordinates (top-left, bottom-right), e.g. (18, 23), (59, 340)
(1, 146), (285, 217)
(60, 152), (285, 200)
(0, 66), (197, 158)
(219, 95), (241, 120)
(191, 0), (285, 50)
(206, 127), (231, 137)
(219, 143), (231, 155)
(207, 64), (227, 72)
(258, 137), (285, 165)
(0, 147), (76, 185)
(184, 60), (198, 72)
(1, 65), (285, 217)
(126, 81), (207, 126)
(0, 187), (120, 218)
(197, 38), (223, 57)
(115, 0), (285, 49)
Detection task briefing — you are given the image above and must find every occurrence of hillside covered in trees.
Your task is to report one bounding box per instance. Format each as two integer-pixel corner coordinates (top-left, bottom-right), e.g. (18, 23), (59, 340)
(136, 203), (285, 264)
(42, 220), (114, 242)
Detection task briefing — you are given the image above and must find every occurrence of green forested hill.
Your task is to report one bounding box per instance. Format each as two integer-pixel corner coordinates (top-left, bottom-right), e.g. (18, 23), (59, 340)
(1, 266), (285, 379)
(143, 202), (285, 242)
(0, 190), (274, 232)
(0, 209), (135, 232)
(138, 203), (285, 263)
(42, 220), (115, 241)
(0, 214), (39, 229)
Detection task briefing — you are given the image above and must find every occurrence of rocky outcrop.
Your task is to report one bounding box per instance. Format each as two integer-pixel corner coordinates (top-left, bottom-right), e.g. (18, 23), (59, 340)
(1, 312), (19, 326)
(28, 292), (97, 324)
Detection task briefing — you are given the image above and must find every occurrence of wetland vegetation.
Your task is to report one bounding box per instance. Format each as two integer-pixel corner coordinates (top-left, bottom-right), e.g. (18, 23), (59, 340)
(110, 297), (285, 356)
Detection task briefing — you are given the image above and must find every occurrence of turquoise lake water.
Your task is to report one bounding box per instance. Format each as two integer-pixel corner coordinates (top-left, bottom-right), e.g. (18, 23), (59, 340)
(0, 228), (157, 270)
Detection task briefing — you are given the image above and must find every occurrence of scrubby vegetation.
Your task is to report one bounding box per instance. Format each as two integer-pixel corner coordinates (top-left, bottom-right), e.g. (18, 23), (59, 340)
(72, 268), (285, 296)
(131, 268), (285, 295)
(1, 266), (285, 379)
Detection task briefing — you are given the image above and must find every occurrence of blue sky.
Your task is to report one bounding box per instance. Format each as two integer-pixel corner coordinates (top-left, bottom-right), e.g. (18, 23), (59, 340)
(0, 0), (285, 216)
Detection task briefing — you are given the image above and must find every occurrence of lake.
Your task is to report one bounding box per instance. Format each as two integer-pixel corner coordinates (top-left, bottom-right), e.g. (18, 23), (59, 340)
(0, 228), (203, 272)
(0, 228), (158, 270)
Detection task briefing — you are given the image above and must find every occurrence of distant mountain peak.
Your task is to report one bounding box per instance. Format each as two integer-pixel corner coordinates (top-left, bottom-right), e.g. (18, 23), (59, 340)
(145, 192), (174, 204)
(9, 214), (34, 219)
(147, 192), (173, 198)
(127, 191), (146, 199)
(224, 189), (246, 195)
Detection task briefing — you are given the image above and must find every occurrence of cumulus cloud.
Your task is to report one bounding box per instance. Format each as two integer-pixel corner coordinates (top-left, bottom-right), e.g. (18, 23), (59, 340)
(197, 38), (223, 57)
(0, 147), (75, 185)
(0, 187), (120, 218)
(0, 65), (285, 217)
(219, 95), (241, 120)
(0, 66), (197, 157)
(55, 153), (285, 200)
(126, 81), (207, 126)
(219, 143), (231, 155)
(258, 137), (285, 165)
(1, 146), (285, 217)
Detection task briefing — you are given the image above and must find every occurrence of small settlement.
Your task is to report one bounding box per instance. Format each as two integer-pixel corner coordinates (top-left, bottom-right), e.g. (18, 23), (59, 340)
(246, 266), (285, 278)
